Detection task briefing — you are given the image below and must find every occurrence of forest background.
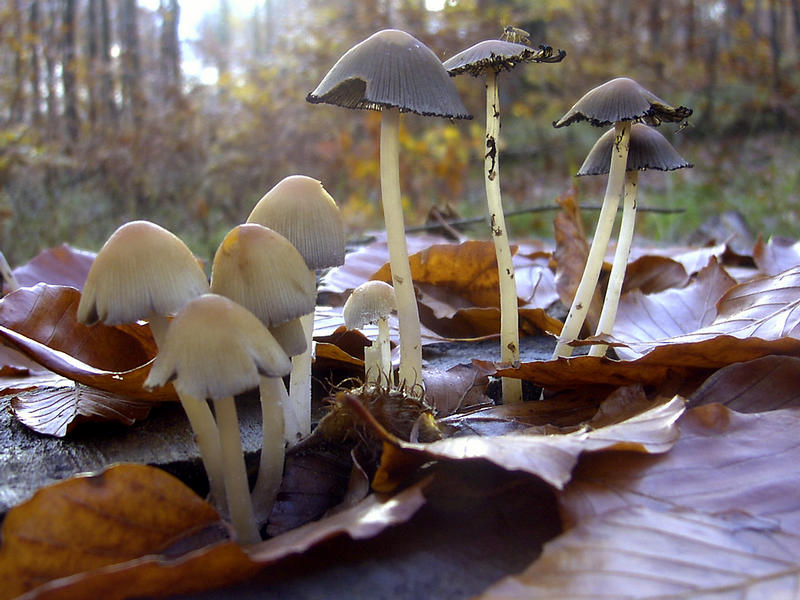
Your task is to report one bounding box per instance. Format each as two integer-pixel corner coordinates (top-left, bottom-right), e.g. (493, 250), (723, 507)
(0, 0), (798, 267)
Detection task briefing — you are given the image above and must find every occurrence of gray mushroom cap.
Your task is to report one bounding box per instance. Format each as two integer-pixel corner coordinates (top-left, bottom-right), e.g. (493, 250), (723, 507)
(307, 29), (471, 119)
(444, 40), (565, 77)
(343, 281), (397, 329)
(554, 77), (693, 128)
(577, 123), (693, 176)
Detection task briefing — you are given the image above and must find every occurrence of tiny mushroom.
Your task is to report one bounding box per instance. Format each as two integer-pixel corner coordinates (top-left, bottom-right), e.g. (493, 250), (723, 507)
(76, 220), (226, 514)
(307, 28), (471, 392)
(246, 174), (345, 440)
(343, 280), (397, 386)
(210, 223), (317, 523)
(551, 77), (692, 358)
(145, 293), (291, 545)
(577, 123), (692, 357)
(444, 37), (564, 404)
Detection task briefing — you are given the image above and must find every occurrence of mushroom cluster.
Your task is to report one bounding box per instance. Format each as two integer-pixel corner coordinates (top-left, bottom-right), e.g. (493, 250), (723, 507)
(71, 25), (698, 548)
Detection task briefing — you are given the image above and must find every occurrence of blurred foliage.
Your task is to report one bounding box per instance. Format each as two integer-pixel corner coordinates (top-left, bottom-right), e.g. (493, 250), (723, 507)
(0, 0), (798, 265)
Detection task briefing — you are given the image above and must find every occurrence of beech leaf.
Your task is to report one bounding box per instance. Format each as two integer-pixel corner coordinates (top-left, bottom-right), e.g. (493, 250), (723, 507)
(753, 234), (800, 276)
(10, 244), (95, 291)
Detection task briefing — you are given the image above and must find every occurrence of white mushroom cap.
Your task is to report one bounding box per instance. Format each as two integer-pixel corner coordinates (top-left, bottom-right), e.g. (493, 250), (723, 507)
(269, 317), (308, 358)
(343, 281), (397, 329)
(247, 175), (346, 271)
(210, 224), (317, 327)
(144, 293), (291, 401)
(77, 220), (209, 325)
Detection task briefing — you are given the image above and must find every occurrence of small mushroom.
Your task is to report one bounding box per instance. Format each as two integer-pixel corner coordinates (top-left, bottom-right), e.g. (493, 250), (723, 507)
(308, 29), (471, 392)
(145, 293), (291, 545)
(246, 175), (345, 440)
(210, 223), (317, 522)
(551, 78), (691, 359)
(76, 221), (226, 514)
(577, 123), (692, 357)
(444, 38), (564, 403)
(343, 281), (398, 386)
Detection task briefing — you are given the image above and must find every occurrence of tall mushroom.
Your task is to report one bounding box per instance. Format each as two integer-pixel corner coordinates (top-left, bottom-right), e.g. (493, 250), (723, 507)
(550, 77), (691, 358)
(76, 221), (226, 513)
(145, 293), (292, 545)
(444, 39), (565, 403)
(577, 123), (692, 357)
(246, 174), (345, 439)
(307, 29), (471, 392)
(209, 223), (317, 522)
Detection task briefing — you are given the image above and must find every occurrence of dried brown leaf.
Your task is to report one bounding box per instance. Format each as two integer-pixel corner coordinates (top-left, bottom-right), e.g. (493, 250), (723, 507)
(621, 254), (690, 294)
(10, 244), (95, 291)
(753, 235), (800, 276)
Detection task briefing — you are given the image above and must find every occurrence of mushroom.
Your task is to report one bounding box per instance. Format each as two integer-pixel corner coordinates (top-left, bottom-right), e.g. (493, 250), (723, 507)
(246, 175), (345, 440)
(145, 293), (292, 545)
(550, 77), (692, 358)
(307, 29), (471, 392)
(444, 38), (564, 404)
(209, 223), (317, 522)
(76, 220), (226, 513)
(343, 281), (397, 386)
(577, 123), (692, 357)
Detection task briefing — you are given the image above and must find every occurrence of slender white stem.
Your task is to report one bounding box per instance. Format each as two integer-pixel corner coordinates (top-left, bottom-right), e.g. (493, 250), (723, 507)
(552, 121), (631, 358)
(363, 343), (382, 385)
(212, 396), (260, 545)
(287, 311), (314, 440)
(484, 70), (522, 404)
(0, 250), (19, 293)
(251, 376), (287, 525)
(377, 316), (393, 385)
(148, 313), (227, 514)
(380, 107), (422, 391)
(589, 171), (639, 357)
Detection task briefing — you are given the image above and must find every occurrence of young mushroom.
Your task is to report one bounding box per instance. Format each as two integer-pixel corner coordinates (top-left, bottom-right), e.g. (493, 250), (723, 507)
(76, 220), (226, 513)
(145, 293), (292, 545)
(246, 175), (345, 440)
(444, 37), (565, 404)
(577, 123), (692, 356)
(343, 281), (397, 386)
(551, 77), (692, 358)
(307, 28), (471, 392)
(209, 223), (317, 522)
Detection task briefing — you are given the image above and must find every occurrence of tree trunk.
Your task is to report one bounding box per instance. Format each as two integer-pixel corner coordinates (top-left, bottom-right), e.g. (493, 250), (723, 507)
(28, 0), (43, 126)
(119, 0), (143, 126)
(99, 0), (117, 125)
(61, 0), (79, 143)
(159, 0), (182, 101)
(87, 0), (99, 126)
(9, 0), (26, 125)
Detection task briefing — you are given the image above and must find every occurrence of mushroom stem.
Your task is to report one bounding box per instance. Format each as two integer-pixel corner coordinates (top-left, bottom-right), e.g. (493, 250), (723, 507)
(148, 312), (227, 514)
(287, 311), (314, 440)
(212, 396), (260, 545)
(380, 106), (422, 392)
(251, 376), (287, 524)
(589, 170), (639, 357)
(377, 316), (393, 385)
(0, 250), (19, 293)
(552, 120), (631, 358)
(484, 69), (522, 404)
(363, 343), (382, 385)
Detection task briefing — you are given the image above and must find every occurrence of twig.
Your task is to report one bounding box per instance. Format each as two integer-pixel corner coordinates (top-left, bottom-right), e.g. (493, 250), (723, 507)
(406, 203), (684, 234)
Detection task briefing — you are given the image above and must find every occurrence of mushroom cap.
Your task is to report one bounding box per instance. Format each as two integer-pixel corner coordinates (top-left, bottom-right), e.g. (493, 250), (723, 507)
(210, 224), (317, 328)
(443, 40), (565, 76)
(307, 29), (471, 119)
(246, 175), (345, 271)
(77, 220), (209, 326)
(577, 123), (693, 176)
(554, 77), (693, 128)
(144, 293), (291, 401)
(269, 317), (308, 358)
(343, 281), (398, 329)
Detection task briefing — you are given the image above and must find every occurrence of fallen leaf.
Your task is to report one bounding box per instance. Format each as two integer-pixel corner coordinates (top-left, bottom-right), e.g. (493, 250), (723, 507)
(689, 355), (800, 413)
(351, 392), (684, 493)
(11, 382), (154, 437)
(11, 244), (95, 291)
(0, 463), (235, 600)
(753, 234), (800, 275)
(421, 363), (491, 416)
(621, 254), (689, 294)
(480, 506), (800, 600)
(0, 284), (156, 371)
